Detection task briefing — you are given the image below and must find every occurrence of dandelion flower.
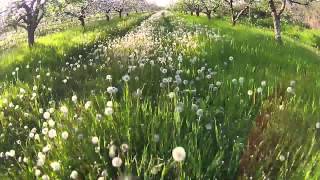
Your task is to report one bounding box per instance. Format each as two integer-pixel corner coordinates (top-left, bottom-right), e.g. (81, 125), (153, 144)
(85, 101), (92, 110)
(60, 106), (68, 114)
(70, 170), (78, 179)
(61, 131), (69, 140)
(172, 147), (186, 162)
(279, 155), (285, 162)
(112, 157), (123, 167)
(316, 122), (320, 129)
(104, 107), (113, 116)
(43, 112), (51, 120)
(92, 136), (99, 145)
(50, 161), (61, 171)
(48, 129), (57, 139)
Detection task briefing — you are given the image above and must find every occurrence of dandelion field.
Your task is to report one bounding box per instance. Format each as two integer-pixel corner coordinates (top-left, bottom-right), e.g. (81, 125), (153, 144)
(0, 10), (320, 179)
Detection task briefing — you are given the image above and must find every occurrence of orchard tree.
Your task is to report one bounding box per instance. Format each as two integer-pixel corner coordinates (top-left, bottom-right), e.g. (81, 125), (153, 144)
(266, 0), (315, 42)
(194, 0), (203, 16)
(3, 0), (51, 47)
(201, 0), (222, 19)
(224, 0), (254, 25)
(113, 0), (130, 18)
(94, 0), (114, 21)
(63, 0), (96, 27)
(183, 0), (196, 15)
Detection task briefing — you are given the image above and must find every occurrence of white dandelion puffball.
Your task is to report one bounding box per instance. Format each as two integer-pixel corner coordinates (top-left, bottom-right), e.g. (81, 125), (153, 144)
(60, 106), (68, 114)
(92, 136), (99, 145)
(35, 169), (41, 177)
(42, 174), (50, 180)
(107, 101), (113, 107)
(48, 129), (57, 139)
(43, 112), (50, 120)
(70, 170), (78, 179)
(61, 131), (69, 140)
(172, 146), (186, 162)
(247, 90), (253, 96)
(85, 101), (92, 110)
(316, 122), (320, 129)
(286, 87), (294, 94)
(168, 92), (175, 99)
(50, 161), (61, 171)
(279, 155), (286, 162)
(122, 74), (130, 82)
(104, 107), (114, 116)
(72, 95), (77, 102)
(112, 157), (123, 167)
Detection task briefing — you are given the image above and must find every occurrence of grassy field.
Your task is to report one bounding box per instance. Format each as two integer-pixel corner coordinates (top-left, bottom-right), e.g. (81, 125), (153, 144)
(0, 11), (320, 179)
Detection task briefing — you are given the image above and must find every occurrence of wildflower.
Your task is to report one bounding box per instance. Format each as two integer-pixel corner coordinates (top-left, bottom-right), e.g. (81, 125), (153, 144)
(286, 87), (294, 94)
(122, 74), (130, 82)
(72, 95), (77, 103)
(257, 87), (263, 94)
(48, 129), (57, 139)
(168, 92), (175, 99)
(109, 145), (117, 158)
(61, 131), (69, 140)
(85, 101), (92, 110)
(42, 144), (51, 153)
(316, 122), (320, 129)
(279, 155), (285, 162)
(112, 157), (123, 167)
(42, 174), (50, 180)
(107, 101), (113, 107)
(70, 170), (78, 179)
(121, 144), (129, 153)
(247, 90), (253, 96)
(196, 109), (204, 117)
(92, 136), (99, 145)
(43, 112), (50, 120)
(172, 147), (186, 162)
(50, 161), (61, 171)
(107, 87), (118, 94)
(48, 119), (55, 127)
(104, 107), (113, 116)
(60, 106), (68, 114)
(261, 80), (267, 87)
(35, 169), (41, 177)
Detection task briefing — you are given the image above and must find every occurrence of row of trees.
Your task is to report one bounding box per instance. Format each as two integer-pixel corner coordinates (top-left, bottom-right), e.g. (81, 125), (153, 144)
(174, 0), (317, 42)
(0, 0), (153, 47)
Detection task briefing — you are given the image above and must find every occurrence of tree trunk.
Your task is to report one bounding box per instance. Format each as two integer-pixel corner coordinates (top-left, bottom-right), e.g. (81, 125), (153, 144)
(269, 0), (282, 43)
(106, 14), (110, 21)
(79, 16), (85, 27)
(206, 11), (212, 19)
(272, 14), (282, 42)
(27, 27), (35, 47)
(196, 11), (200, 16)
(191, 11), (194, 16)
(119, 11), (122, 18)
(232, 15), (236, 26)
